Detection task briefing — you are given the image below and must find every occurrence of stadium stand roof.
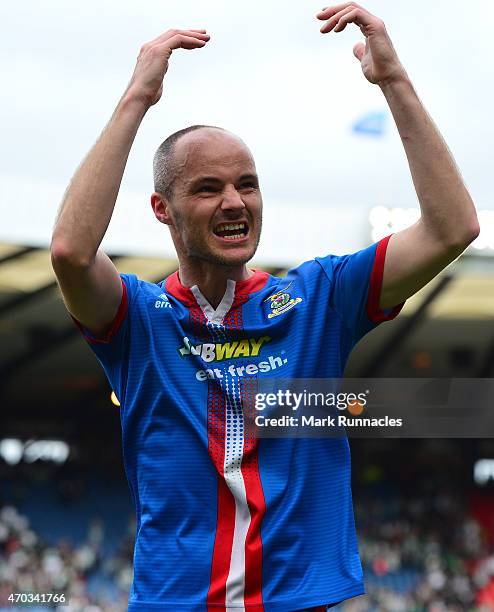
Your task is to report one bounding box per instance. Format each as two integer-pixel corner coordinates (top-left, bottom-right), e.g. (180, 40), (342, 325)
(0, 243), (492, 433)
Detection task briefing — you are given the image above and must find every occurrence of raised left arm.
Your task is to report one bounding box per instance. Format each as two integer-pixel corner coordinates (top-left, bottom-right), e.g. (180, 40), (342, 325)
(317, 3), (480, 309)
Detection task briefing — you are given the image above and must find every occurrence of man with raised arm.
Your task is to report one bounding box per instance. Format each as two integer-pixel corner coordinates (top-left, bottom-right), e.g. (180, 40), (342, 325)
(51, 4), (479, 611)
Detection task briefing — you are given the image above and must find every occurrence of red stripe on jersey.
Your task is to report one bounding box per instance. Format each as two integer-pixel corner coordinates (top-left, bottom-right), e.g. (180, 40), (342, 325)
(207, 477), (236, 610)
(241, 378), (265, 608)
(229, 312), (266, 610)
(366, 234), (404, 323)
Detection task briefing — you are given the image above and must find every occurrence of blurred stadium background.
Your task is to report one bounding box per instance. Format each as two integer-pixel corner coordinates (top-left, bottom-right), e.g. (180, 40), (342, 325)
(0, 232), (493, 611)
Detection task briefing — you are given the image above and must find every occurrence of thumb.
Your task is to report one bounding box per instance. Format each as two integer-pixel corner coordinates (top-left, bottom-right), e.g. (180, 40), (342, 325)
(353, 42), (365, 62)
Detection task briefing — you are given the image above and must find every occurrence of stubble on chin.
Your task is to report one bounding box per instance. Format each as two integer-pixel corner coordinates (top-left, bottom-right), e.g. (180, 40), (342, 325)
(177, 214), (262, 267)
(188, 231), (261, 268)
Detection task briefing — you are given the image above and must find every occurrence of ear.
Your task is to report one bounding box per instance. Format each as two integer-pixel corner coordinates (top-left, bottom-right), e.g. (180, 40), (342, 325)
(151, 192), (173, 225)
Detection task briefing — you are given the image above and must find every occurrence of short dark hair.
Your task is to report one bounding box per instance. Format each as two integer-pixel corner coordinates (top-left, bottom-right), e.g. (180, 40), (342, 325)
(153, 125), (227, 201)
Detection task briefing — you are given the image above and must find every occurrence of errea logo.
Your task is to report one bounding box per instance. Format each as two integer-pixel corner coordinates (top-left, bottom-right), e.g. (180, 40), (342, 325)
(155, 293), (172, 309)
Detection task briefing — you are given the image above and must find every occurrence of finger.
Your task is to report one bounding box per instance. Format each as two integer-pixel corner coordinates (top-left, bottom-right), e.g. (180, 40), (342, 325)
(333, 8), (361, 32)
(320, 5), (355, 33)
(330, 7), (375, 33)
(152, 29), (210, 46)
(353, 41), (365, 61)
(182, 30), (210, 38)
(316, 2), (362, 19)
(156, 33), (210, 51)
(166, 29), (210, 40)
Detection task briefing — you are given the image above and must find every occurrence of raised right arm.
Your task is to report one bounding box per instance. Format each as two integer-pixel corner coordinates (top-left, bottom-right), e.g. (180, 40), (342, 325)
(50, 29), (210, 337)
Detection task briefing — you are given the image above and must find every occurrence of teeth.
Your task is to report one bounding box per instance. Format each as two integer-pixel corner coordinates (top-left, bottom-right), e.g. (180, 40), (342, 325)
(216, 222), (246, 232)
(223, 234), (243, 240)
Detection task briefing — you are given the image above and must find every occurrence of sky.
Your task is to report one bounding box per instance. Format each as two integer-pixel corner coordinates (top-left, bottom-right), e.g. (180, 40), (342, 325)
(1, 0), (492, 262)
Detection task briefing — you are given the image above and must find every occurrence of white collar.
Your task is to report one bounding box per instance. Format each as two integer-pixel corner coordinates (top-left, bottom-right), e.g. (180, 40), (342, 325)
(189, 279), (236, 325)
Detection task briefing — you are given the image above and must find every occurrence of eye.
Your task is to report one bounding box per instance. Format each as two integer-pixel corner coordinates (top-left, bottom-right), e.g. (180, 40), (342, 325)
(198, 183), (257, 193)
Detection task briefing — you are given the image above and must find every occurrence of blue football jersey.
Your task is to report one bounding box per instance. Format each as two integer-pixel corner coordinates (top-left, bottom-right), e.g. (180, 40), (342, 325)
(72, 235), (403, 612)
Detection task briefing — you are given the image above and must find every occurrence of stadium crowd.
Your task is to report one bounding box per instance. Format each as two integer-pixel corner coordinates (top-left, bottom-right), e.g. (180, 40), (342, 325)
(2, 487), (494, 611)
(0, 504), (133, 611)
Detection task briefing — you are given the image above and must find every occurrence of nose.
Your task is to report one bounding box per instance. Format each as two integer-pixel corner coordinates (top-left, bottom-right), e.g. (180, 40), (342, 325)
(220, 185), (246, 212)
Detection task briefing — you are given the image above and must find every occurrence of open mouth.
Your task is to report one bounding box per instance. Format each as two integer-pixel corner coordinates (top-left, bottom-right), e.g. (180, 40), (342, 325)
(213, 222), (249, 241)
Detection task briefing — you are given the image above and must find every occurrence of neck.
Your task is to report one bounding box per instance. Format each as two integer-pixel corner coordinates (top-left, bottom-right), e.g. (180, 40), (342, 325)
(177, 258), (253, 309)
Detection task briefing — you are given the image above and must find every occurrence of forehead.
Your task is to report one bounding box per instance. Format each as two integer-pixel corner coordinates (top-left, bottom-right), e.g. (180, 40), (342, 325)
(174, 129), (255, 183)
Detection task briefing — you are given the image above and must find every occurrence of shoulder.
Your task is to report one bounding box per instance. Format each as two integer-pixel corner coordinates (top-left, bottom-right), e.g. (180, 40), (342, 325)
(120, 272), (165, 294)
(255, 258), (338, 308)
(119, 273), (172, 311)
(285, 256), (340, 288)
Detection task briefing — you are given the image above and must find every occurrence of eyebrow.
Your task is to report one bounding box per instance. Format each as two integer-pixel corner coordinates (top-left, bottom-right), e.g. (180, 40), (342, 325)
(188, 173), (259, 190)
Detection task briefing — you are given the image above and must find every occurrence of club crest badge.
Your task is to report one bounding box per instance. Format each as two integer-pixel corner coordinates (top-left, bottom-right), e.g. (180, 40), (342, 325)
(264, 282), (302, 318)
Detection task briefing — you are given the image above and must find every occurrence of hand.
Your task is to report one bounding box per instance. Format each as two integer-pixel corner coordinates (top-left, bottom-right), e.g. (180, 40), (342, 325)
(316, 3), (408, 87)
(124, 29), (211, 107)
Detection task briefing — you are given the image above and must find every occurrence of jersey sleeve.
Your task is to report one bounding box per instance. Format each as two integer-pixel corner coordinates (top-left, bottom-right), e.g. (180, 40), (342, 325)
(315, 235), (404, 341)
(70, 273), (139, 405)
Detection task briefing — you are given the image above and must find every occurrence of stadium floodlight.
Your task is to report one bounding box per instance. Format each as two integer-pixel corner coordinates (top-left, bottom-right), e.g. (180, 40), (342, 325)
(0, 439), (23, 465)
(474, 459), (494, 485)
(0, 439), (69, 465)
(23, 440), (69, 464)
